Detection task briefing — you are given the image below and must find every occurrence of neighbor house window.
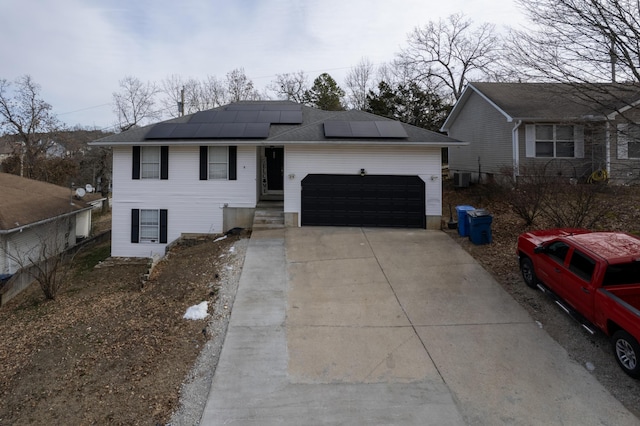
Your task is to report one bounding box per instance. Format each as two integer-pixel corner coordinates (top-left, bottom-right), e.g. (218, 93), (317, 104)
(209, 146), (228, 179)
(535, 125), (574, 157)
(525, 124), (584, 159)
(132, 146), (169, 180)
(617, 123), (640, 159)
(131, 209), (168, 244)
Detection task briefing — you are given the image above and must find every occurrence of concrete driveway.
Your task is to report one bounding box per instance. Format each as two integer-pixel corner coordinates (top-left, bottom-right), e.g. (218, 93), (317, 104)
(201, 227), (638, 425)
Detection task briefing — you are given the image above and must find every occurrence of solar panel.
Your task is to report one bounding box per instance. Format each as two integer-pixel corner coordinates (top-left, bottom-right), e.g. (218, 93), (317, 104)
(323, 121), (408, 138)
(169, 123), (200, 138)
(264, 103), (301, 111)
(279, 111), (303, 124)
(375, 121), (408, 138)
(189, 111), (216, 123)
(350, 121), (379, 137)
(324, 121), (352, 137)
(207, 111), (234, 123)
(145, 123), (177, 139)
(257, 110), (280, 123)
(195, 123), (223, 138)
(219, 123), (246, 138)
(235, 110), (260, 123)
(243, 122), (270, 138)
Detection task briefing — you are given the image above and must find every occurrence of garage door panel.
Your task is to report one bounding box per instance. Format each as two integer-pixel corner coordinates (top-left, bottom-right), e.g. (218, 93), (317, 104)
(301, 174), (425, 228)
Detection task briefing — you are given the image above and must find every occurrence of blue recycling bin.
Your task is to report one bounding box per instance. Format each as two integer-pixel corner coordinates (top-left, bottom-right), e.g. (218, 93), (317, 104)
(468, 209), (493, 245)
(455, 205), (475, 237)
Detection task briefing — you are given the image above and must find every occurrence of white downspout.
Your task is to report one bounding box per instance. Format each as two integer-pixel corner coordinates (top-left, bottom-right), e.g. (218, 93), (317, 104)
(605, 121), (611, 176)
(512, 120), (523, 181)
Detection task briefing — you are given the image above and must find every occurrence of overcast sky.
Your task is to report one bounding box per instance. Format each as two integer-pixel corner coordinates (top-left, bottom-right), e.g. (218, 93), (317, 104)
(1, 0), (525, 131)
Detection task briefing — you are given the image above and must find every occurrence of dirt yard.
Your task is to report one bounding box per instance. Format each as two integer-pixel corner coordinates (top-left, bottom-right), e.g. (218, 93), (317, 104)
(0, 227), (249, 425)
(2, 183), (640, 424)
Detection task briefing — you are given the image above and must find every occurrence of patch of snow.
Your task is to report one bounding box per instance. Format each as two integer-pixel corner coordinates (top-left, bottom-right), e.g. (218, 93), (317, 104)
(214, 235), (227, 242)
(183, 301), (209, 320)
(229, 246), (236, 253)
(535, 321), (543, 329)
(585, 362), (596, 372)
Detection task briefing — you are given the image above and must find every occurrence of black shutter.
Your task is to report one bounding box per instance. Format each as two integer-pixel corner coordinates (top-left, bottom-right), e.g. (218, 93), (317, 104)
(160, 146), (169, 180)
(199, 146), (208, 180)
(159, 209), (168, 243)
(132, 146), (141, 179)
(131, 209), (140, 243)
(229, 146), (237, 181)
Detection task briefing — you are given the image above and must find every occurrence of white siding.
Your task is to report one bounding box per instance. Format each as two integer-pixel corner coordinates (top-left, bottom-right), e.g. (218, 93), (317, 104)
(284, 145), (442, 225)
(2, 217), (75, 274)
(111, 145), (257, 257)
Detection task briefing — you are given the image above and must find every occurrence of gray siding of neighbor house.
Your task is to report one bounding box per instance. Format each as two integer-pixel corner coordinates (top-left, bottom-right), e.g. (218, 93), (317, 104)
(517, 122), (605, 181)
(448, 91), (514, 181)
(610, 108), (640, 185)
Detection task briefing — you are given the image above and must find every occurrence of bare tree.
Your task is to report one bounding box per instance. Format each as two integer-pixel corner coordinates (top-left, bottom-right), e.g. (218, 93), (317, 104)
(268, 71), (309, 102)
(199, 75), (228, 109)
(112, 76), (160, 132)
(507, 0), (640, 84)
(345, 58), (375, 110)
(0, 75), (61, 178)
(225, 68), (261, 102)
(2, 217), (79, 300)
(398, 13), (501, 100)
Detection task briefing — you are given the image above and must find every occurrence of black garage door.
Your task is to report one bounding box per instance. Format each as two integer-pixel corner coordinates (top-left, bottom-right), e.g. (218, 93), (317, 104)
(301, 174), (425, 228)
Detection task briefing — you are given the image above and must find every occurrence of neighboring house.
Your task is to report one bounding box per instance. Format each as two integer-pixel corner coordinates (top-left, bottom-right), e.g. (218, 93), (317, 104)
(441, 82), (640, 184)
(90, 101), (464, 258)
(0, 137), (17, 164)
(0, 172), (93, 303)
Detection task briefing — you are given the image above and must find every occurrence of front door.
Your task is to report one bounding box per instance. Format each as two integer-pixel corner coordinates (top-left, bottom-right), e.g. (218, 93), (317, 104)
(265, 147), (284, 191)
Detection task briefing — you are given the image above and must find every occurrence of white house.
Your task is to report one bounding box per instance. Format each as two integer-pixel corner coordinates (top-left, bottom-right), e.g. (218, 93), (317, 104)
(91, 101), (464, 258)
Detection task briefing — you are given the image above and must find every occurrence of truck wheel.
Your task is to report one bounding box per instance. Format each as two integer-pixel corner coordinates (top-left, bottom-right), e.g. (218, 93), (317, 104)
(612, 330), (640, 378)
(520, 257), (537, 288)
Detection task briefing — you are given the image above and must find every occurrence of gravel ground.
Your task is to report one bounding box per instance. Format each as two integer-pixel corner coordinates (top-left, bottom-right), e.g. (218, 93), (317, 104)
(168, 237), (248, 425)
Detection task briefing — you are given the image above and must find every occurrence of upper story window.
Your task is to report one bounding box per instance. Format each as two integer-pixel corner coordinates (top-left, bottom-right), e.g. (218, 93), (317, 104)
(617, 123), (640, 159)
(209, 146), (228, 179)
(141, 147), (160, 179)
(525, 124), (584, 159)
(132, 146), (169, 180)
(199, 146), (237, 181)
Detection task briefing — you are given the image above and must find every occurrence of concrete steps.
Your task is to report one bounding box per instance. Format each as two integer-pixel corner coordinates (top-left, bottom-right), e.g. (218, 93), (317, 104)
(253, 201), (284, 230)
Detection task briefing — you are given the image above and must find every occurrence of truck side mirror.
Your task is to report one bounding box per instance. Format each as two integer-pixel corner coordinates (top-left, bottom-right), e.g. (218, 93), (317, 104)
(534, 245), (545, 254)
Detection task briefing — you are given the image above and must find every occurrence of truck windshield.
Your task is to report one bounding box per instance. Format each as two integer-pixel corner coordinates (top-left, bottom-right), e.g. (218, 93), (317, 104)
(603, 262), (640, 286)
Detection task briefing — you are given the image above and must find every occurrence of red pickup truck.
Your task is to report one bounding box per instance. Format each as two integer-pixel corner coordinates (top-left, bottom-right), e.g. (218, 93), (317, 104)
(518, 229), (640, 378)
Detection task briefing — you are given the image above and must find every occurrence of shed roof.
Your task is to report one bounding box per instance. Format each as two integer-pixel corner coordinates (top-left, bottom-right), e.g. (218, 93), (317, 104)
(0, 173), (92, 232)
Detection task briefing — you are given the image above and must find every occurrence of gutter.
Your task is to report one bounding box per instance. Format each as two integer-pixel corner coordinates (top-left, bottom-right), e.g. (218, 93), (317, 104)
(0, 205), (93, 235)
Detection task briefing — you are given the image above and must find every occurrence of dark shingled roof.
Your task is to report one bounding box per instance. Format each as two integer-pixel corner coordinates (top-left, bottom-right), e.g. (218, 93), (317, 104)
(470, 82), (640, 121)
(91, 101), (462, 146)
(0, 173), (92, 231)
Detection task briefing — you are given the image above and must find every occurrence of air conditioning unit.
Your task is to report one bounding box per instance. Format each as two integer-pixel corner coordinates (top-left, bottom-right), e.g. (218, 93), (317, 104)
(453, 172), (470, 188)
